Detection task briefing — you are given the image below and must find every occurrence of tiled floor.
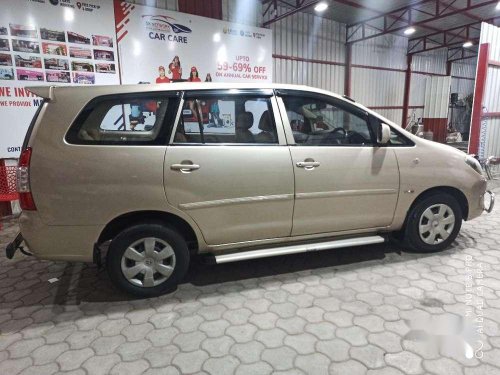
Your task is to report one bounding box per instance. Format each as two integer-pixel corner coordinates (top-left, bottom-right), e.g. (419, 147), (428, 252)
(1, 190), (499, 374)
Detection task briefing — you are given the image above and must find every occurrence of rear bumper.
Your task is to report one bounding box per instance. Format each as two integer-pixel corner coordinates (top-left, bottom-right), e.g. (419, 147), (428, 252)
(5, 233), (24, 259)
(18, 211), (102, 262)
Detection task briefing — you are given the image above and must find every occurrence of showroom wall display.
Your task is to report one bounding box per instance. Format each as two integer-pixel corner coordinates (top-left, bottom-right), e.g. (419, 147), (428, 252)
(0, 0), (119, 159)
(114, 0), (272, 85)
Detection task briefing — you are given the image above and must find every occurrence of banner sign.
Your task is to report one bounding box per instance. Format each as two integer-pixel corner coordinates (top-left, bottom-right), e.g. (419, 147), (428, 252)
(0, 0), (119, 158)
(114, 0), (273, 85)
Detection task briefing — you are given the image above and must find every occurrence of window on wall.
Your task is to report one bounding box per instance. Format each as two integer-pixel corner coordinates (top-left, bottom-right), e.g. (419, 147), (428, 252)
(281, 95), (374, 146)
(66, 94), (176, 145)
(173, 94), (278, 144)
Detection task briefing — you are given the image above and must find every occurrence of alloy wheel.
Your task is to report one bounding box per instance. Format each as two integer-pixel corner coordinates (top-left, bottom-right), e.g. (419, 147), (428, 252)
(120, 237), (176, 288)
(418, 203), (456, 245)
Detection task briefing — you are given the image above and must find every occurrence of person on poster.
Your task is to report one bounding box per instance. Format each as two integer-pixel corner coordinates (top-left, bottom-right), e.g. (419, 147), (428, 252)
(188, 66), (201, 82)
(156, 66), (170, 83)
(207, 99), (222, 128)
(168, 56), (182, 80)
(205, 73), (212, 82)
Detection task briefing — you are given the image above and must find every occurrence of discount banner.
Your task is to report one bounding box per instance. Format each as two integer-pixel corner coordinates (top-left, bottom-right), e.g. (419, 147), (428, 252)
(0, 0), (119, 158)
(115, 0), (273, 84)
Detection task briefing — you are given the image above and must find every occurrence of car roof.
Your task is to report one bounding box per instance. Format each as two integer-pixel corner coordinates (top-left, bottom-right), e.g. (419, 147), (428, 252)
(27, 82), (340, 100)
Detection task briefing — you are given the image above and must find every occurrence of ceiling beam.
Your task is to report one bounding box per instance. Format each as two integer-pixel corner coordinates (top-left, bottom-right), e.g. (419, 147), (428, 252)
(437, 0), (483, 23)
(346, 0), (498, 44)
(262, 0), (321, 27)
(447, 46), (478, 62)
(334, 0), (454, 36)
(408, 15), (500, 54)
(409, 37), (480, 56)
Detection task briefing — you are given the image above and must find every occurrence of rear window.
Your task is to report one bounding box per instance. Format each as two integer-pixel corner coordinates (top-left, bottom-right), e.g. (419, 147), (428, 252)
(66, 94), (179, 145)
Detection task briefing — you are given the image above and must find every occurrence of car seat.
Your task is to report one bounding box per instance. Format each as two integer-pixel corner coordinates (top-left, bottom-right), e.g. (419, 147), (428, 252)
(235, 112), (255, 143)
(255, 111), (276, 143)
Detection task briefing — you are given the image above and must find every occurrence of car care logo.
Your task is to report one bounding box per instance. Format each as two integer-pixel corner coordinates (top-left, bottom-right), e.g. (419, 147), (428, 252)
(142, 15), (192, 34)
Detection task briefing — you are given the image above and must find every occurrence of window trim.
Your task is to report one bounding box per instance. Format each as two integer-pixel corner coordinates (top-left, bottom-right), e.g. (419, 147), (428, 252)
(65, 91), (181, 146)
(276, 90), (376, 147)
(169, 90), (285, 146)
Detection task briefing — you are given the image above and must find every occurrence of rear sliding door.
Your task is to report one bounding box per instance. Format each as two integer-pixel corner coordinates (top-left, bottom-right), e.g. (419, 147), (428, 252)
(164, 89), (295, 245)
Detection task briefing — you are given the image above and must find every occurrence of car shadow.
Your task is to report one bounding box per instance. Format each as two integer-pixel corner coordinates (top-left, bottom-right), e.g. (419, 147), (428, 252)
(40, 241), (414, 305)
(0, 228), (475, 335)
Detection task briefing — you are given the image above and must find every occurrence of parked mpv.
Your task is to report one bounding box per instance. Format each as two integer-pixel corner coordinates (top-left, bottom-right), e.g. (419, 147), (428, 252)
(6, 83), (494, 296)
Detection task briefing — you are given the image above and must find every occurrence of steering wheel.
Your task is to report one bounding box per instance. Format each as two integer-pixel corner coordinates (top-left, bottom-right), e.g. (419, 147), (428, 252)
(331, 127), (347, 136)
(346, 131), (368, 145)
(320, 127), (346, 145)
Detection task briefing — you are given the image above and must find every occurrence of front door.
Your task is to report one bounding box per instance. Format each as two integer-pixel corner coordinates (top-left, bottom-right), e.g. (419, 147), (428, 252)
(164, 90), (294, 245)
(277, 92), (400, 236)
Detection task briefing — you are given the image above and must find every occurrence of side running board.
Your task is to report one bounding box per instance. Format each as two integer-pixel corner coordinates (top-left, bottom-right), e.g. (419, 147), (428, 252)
(214, 235), (385, 264)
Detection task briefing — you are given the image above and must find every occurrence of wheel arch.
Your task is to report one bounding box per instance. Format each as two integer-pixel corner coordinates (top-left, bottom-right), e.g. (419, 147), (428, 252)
(399, 186), (469, 235)
(98, 210), (200, 254)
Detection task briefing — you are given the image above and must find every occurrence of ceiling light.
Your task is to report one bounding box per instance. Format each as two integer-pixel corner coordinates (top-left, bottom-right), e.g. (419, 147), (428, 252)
(496, 1), (500, 10)
(404, 27), (416, 35)
(463, 41), (473, 48)
(314, 2), (328, 12)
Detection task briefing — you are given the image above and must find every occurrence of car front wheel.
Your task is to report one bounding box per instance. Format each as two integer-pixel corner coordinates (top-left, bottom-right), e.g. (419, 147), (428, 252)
(403, 193), (462, 252)
(106, 223), (189, 297)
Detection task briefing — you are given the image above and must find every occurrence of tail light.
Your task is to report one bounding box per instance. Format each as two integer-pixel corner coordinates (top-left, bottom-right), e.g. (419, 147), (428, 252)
(17, 147), (36, 211)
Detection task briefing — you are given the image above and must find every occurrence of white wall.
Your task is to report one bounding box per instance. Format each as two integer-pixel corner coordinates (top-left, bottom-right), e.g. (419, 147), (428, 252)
(270, 6), (345, 94)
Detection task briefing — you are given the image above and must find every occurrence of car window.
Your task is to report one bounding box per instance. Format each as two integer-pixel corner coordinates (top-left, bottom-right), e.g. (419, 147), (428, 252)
(66, 95), (176, 145)
(282, 95), (373, 146)
(388, 128), (413, 146)
(173, 95), (277, 144)
(369, 116), (414, 147)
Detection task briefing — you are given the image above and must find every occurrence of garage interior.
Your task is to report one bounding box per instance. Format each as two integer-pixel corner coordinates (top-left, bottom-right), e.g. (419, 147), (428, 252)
(1, 0), (500, 374)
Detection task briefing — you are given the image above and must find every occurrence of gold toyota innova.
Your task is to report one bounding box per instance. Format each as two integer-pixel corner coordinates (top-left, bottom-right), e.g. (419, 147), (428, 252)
(5, 83), (494, 296)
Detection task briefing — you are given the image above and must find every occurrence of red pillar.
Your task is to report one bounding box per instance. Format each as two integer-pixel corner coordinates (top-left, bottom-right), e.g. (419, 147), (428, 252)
(344, 43), (352, 96)
(401, 54), (413, 127)
(469, 43), (489, 155)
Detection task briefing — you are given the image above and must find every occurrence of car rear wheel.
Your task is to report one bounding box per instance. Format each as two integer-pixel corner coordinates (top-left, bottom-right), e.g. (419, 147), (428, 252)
(403, 193), (462, 252)
(106, 223), (189, 297)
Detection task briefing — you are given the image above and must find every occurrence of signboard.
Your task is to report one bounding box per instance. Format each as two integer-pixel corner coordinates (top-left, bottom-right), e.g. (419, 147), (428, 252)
(114, 0), (273, 85)
(0, 0), (119, 158)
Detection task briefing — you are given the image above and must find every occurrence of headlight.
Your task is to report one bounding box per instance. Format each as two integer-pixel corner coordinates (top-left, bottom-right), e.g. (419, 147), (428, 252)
(465, 156), (483, 175)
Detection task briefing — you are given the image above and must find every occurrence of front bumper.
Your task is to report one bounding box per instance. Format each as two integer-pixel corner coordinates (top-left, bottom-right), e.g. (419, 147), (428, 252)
(484, 190), (495, 213)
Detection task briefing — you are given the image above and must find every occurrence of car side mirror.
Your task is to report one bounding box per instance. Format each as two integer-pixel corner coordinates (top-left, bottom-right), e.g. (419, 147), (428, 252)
(378, 123), (391, 145)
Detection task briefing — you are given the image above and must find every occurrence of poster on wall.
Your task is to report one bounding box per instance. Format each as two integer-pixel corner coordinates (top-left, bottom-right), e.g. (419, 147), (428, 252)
(114, 0), (273, 85)
(0, 0), (119, 159)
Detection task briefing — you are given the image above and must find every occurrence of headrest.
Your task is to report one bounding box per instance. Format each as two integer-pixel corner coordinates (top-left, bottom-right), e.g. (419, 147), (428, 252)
(236, 112), (254, 129)
(258, 111), (273, 132)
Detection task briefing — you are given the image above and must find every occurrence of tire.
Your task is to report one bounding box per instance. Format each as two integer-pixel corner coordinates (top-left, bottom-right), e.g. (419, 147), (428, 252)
(403, 193), (462, 252)
(106, 223), (190, 297)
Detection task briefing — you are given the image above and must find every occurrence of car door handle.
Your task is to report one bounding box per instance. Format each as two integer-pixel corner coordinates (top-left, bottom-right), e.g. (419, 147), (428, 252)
(170, 163), (200, 172)
(296, 161), (320, 169)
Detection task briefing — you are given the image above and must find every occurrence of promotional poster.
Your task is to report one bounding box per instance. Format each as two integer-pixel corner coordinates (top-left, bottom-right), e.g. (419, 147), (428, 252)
(0, 0), (119, 158)
(114, 0), (273, 85)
